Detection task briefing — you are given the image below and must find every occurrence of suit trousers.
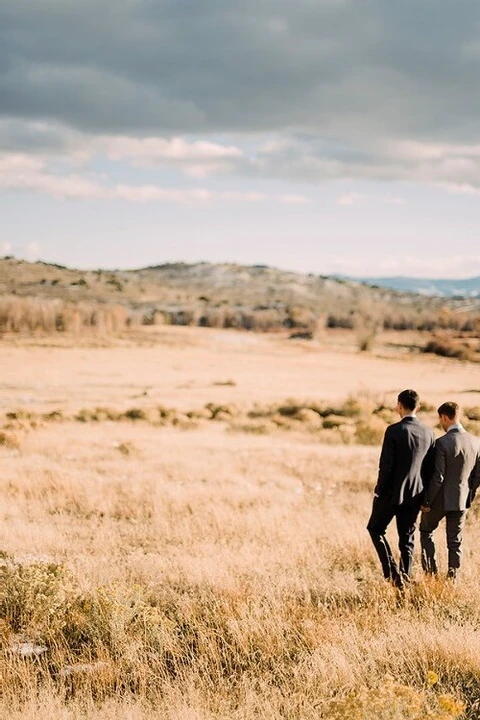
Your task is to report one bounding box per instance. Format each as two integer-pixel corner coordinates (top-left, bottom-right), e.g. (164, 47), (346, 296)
(367, 495), (422, 582)
(420, 507), (466, 574)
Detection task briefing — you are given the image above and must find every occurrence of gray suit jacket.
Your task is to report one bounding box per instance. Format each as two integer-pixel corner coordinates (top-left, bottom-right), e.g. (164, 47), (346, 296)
(425, 428), (480, 512)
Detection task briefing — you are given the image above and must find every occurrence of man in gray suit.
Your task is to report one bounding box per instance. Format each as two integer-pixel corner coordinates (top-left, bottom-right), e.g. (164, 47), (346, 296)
(420, 402), (480, 579)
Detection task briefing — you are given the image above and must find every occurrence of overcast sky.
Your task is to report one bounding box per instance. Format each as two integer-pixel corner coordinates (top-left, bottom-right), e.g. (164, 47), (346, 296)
(1, 0), (480, 276)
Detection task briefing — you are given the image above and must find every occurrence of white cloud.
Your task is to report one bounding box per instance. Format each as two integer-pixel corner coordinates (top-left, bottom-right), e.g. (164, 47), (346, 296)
(442, 182), (480, 197)
(114, 185), (213, 204)
(23, 242), (42, 261)
(337, 192), (404, 207)
(249, 135), (480, 190)
(337, 192), (366, 206)
(0, 242), (12, 255)
(0, 152), (287, 205)
(183, 163), (235, 178)
(382, 195), (405, 206)
(4, 118), (480, 193)
(0, 153), (214, 202)
(99, 136), (243, 179)
(390, 140), (480, 162)
(280, 194), (311, 205)
(0, 153), (45, 174)
(103, 136), (242, 161)
(259, 137), (294, 155)
(0, 155), (109, 199)
(221, 191), (266, 202)
(94, 134), (246, 179)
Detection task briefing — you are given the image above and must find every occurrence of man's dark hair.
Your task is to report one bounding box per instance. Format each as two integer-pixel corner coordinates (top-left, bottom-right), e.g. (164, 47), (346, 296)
(437, 401), (459, 420)
(397, 389), (420, 412)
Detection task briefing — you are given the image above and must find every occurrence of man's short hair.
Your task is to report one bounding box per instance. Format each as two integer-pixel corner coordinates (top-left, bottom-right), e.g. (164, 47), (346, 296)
(397, 389), (420, 412)
(437, 401), (459, 420)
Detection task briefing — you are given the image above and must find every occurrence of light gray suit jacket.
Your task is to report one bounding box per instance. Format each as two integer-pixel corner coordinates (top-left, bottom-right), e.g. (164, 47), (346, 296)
(425, 427), (480, 512)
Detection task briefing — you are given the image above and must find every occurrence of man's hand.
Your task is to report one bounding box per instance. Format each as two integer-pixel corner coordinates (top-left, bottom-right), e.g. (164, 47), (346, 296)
(421, 505), (431, 513)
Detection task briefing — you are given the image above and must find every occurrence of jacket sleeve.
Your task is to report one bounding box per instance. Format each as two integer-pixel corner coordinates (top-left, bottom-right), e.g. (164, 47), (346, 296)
(467, 448), (480, 505)
(374, 427), (395, 497)
(421, 433), (436, 488)
(424, 440), (446, 507)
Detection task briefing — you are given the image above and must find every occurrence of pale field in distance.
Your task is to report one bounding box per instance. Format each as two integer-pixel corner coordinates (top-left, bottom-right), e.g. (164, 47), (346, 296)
(1, 326), (480, 414)
(1, 327), (480, 719)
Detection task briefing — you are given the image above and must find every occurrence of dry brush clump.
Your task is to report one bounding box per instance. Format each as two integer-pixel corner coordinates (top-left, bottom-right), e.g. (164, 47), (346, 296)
(423, 338), (479, 362)
(461, 407), (480, 436)
(240, 394), (402, 444)
(0, 295), (140, 335)
(0, 429), (22, 450)
(108, 301), (480, 341)
(1, 292), (479, 354)
(0, 395), (401, 447)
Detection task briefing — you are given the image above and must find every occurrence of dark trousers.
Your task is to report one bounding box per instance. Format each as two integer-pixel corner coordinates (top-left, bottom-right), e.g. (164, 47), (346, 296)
(367, 496), (422, 582)
(420, 507), (466, 575)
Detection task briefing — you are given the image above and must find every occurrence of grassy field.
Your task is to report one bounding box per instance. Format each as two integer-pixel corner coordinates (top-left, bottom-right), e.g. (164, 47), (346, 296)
(1, 327), (480, 718)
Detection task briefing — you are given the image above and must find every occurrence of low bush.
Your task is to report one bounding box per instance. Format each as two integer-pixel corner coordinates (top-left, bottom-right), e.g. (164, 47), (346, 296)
(327, 677), (465, 720)
(1, 394), (413, 447)
(0, 296), (137, 335)
(355, 416), (387, 445)
(464, 406), (480, 422)
(0, 430), (21, 449)
(423, 339), (472, 361)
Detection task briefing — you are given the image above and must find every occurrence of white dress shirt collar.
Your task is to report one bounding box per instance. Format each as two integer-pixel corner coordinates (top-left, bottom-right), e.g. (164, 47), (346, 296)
(447, 422), (464, 433)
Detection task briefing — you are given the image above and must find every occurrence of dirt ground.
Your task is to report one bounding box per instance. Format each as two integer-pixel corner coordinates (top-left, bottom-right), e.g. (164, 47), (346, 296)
(1, 327), (479, 415)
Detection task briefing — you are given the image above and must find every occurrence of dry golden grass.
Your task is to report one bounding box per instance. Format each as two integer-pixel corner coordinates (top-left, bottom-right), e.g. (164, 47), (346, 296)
(1, 327), (479, 718)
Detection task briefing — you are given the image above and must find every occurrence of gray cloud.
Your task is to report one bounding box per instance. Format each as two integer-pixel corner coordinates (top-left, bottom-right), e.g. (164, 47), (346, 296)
(247, 134), (480, 189)
(1, 1), (480, 188)
(1, 1), (480, 138)
(0, 119), (81, 154)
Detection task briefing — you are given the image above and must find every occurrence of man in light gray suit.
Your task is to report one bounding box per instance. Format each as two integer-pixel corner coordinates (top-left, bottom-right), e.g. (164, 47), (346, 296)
(420, 402), (480, 579)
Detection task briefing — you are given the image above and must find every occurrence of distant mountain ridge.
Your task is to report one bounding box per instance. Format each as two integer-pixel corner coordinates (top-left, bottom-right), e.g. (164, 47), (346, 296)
(0, 257), (479, 315)
(353, 275), (480, 298)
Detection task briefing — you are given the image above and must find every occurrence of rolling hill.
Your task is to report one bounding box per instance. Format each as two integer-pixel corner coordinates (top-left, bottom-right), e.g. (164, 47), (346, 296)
(0, 257), (479, 334)
(0, 257), (465, 309)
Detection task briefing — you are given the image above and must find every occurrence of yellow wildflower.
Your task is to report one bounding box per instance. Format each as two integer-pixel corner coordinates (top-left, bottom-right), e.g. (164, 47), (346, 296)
(427, 670), (439, 687)
(438, 693), (465, 716)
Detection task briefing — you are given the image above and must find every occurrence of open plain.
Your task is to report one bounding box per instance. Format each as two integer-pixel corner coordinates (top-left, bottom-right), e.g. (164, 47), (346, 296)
(1, 327), (480, 719)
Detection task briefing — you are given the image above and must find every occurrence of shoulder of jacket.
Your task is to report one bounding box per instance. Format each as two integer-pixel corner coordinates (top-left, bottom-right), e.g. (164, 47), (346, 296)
(437, 433), (450, 446)
(386, 421), (401, 433)
(416, 420), (434, 435)
(464, 431), (480, 446)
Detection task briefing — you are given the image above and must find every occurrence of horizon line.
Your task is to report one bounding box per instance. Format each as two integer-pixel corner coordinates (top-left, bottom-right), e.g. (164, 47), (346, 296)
(2, 255), (480, 283)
